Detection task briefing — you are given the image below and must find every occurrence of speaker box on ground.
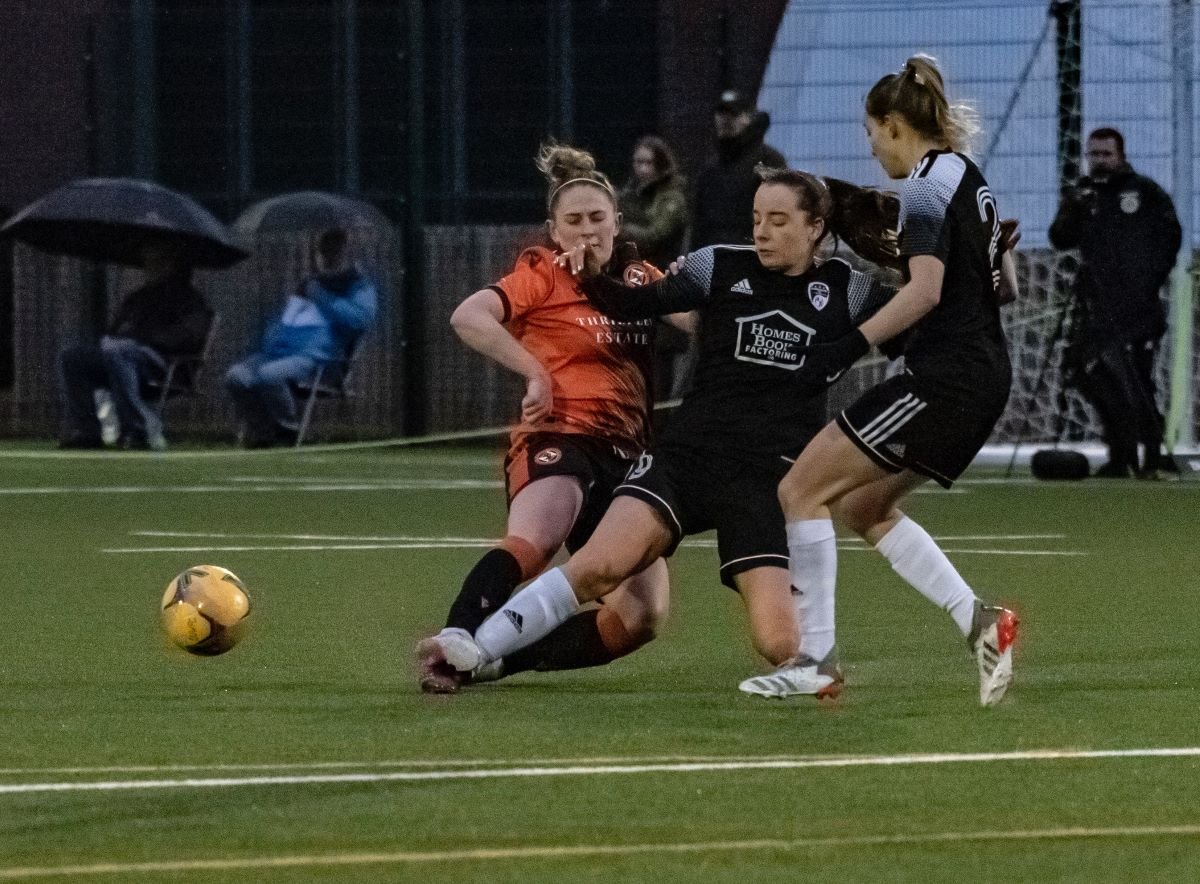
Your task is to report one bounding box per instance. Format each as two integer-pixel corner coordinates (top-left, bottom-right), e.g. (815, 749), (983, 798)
(1030, 449), (1090, 480)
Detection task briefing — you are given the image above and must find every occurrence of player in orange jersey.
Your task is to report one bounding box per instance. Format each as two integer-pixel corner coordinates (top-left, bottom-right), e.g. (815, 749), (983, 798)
(417, 142), (689, 693)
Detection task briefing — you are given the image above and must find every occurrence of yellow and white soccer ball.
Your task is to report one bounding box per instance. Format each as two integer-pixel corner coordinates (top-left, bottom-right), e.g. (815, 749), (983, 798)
(160, 565), (251, 656)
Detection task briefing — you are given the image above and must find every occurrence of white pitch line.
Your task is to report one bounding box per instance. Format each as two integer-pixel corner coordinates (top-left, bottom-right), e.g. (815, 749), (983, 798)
(102, 543), (495, 553)
(134, 531), (499, 543)
(131, 530), (1067, 543)
(0, 480), (503, 496)
(932, 549), (1087, 556)
(2, 826), (1200, 879)
(227, 475), (495, 484)
(2, 748), (1198, 796)
(0, 754), (858, 776)
(101, 543), (1083, 556)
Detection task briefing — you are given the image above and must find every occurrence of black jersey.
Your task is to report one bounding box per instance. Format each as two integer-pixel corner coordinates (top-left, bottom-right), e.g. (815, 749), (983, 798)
(898, 150), (1010, 394)
(584, 245), (893, 462)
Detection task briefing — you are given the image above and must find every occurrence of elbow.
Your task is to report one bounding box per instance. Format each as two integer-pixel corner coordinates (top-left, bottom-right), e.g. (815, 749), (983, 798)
(914, 284), (941, 311)
(449, 304), (470, 338)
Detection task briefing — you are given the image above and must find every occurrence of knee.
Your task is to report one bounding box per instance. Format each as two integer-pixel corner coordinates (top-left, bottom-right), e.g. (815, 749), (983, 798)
(224, 363), (254, 392)
(617, 595), (668, 644)
(98, 336), (131, 358)
(777, 467), (818, 516)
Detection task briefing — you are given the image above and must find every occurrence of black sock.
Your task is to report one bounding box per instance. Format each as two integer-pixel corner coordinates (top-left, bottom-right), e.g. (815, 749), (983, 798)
(444, 549), (524, 634)
(503, 609), (616, 675)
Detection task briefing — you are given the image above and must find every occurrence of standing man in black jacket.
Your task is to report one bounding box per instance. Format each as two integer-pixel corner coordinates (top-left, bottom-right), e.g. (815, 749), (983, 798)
(692, 90), (787, 248)
(1049, 127), (1182, 478)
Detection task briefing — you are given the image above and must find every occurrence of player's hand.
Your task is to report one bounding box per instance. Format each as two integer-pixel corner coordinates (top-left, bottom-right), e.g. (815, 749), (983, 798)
(999, 218), (1022, 252)
(554, 242), (604, 279)
(521, 371), (553, 424)
(796, 329), (871, 381)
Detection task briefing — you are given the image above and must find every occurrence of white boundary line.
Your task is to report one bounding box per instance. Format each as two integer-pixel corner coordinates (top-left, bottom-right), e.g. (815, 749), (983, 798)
(101, 543), (1084, 556)
(2, 825), (1199, 879)
(132, 531), (1067, 542)
(2, 748), (1197, 795)
(0, 753), (873, 776)
(109, 531), (1082, 556)
(0, 480), (504, 495)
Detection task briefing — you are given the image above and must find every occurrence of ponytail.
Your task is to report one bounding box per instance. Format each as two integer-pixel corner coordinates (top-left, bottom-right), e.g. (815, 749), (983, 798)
(865, 54), (980, 154)
(755, 164), (902, 271)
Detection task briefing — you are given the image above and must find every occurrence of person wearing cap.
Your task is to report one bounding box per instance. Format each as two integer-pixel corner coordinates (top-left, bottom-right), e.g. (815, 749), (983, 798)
(692, 89), (786, 249)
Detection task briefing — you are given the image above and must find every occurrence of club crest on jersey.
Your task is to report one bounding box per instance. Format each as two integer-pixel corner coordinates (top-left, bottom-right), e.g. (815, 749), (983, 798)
(624, 261), (649, 286)
(734, 310), (816, 371)
(1120, 190), (1140, 214)
(808, 281), (830, 311)
(534, 448), (562, 466)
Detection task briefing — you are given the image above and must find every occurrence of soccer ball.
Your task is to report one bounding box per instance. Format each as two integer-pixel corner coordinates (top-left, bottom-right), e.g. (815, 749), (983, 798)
(160, 565), (251, 656)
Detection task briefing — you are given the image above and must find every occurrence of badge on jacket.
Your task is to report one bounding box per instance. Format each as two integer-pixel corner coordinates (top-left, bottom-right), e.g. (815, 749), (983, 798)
(808, 281), (830, 311)
(1120, 190), (1140, 214)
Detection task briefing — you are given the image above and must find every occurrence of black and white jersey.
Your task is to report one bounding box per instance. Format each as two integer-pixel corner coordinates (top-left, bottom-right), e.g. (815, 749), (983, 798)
(584, 245), (894, 462)
(898, 149), (1010, 391)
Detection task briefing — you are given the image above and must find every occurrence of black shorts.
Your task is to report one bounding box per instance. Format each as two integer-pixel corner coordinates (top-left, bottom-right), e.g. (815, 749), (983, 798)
(613, 444), (792, 589)
(837, 370), (1008, 488)
(504, 432), (634, 553)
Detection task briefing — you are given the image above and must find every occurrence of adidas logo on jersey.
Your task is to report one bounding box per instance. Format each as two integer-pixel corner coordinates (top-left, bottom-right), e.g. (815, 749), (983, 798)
(504, 609), (524, 634)
(730, 278), (754, 295)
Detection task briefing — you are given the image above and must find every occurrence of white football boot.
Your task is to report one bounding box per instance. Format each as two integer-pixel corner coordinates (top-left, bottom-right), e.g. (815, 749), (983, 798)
(969, 602), (1020, 707)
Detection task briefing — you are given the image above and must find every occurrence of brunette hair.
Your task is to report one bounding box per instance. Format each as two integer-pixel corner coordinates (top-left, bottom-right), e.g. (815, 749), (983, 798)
(632, 135), (679, 179)
(865, 54), (980, 154)
(755, 165), (901, 270)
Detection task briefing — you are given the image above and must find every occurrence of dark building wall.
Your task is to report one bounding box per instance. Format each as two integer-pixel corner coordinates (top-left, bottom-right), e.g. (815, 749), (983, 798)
(0, 1), (126, 212)
(657, 0), (790, 205)
(1, 0), (787, 225)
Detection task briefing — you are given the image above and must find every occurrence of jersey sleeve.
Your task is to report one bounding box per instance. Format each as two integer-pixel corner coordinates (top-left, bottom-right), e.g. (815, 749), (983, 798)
(898, 176), (954, 263)
(846, 268), (897, 324)
(581, 246), (714, 320)
(492, 248), (556, 323)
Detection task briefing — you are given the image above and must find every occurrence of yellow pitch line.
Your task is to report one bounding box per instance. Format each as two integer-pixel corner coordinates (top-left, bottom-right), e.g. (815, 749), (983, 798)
(2, 826), (1199, 879)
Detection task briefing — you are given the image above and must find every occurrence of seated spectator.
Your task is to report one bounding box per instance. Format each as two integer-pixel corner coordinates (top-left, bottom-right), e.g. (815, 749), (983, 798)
(225, 228), (378, 447)
(58, 241), (211, 450)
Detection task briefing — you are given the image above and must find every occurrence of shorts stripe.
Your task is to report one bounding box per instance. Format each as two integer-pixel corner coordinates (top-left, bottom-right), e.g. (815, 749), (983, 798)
(719, 553), (790, 573)
(862, 399), (927, 445)
(614, 484), (683, 538)
(856, 394), (915, 438)
(837, 413), (904, 471)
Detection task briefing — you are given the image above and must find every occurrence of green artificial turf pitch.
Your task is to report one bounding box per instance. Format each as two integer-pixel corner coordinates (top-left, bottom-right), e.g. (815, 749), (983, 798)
(0, 444), (1197, 882)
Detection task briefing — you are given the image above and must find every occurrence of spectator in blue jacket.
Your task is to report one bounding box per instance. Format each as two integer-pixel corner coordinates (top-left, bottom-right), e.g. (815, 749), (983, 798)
(225, 228), (377, 447)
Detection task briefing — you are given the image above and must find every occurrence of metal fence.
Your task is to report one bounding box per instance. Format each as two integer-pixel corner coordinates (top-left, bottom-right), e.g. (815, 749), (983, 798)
(4, 227), (404, 442)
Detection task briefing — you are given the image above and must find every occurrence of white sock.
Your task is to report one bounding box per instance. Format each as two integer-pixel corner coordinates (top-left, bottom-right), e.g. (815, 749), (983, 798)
(875, 516), (977, 636)
(786, 518), (837, 661)
(473, 566), (580, 663)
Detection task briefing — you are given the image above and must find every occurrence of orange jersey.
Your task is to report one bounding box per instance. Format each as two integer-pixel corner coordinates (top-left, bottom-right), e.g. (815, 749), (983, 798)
(492, 246), (662, 452)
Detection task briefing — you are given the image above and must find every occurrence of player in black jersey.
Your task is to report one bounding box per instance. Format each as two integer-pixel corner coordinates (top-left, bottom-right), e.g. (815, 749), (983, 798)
(778, 55), (1021, 707)
(428, 167), (903, 697)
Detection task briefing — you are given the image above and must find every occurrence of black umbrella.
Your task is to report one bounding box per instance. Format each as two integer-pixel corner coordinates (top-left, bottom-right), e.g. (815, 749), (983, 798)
(0, 177), (248, 268)
(233, 191), (389, 237)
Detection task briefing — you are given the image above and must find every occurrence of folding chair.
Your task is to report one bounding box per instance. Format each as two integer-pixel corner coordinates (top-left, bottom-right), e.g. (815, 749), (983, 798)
(144, 312), (220, 415)
(291, 334), (362, 446)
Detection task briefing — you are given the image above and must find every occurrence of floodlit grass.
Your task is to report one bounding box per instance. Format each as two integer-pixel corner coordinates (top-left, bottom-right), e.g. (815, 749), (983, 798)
(0, 445), (1198, 881)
